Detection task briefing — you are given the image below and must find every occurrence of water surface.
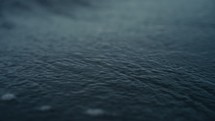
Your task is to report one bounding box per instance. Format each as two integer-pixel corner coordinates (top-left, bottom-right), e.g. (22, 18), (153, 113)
(0, 0), (215, 121)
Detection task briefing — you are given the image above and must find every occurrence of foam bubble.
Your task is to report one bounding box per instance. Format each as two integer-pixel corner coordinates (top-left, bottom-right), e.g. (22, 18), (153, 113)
(38, 105), (52, 111)
(1, 93), (16, 101)
(85, 108), (105, 116)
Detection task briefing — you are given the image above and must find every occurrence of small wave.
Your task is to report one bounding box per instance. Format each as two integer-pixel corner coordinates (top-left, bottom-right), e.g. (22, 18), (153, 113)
(1, 93), (16, 101)
(38, 105), (52, 111)
(85, 108), (105, 116)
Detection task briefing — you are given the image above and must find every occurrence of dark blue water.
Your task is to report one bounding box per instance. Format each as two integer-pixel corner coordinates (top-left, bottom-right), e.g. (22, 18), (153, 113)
(0, 0), (215, 121)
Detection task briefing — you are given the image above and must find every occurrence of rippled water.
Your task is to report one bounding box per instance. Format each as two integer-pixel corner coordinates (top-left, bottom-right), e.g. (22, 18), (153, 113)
(0, 0), (215, 121)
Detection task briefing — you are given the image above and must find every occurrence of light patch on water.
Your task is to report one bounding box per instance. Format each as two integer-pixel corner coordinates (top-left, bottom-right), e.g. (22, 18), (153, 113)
(85, 108), (105, 116)
(1, 93), (16, 101)
(38, 105), (52, 111)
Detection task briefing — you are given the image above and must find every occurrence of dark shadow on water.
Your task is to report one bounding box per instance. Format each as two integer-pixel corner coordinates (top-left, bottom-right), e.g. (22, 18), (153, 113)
(0, 21), (15, 30)
(0, 0), (94, 18)
(37, 0), (92, 7)
(0, 0), (98, 28)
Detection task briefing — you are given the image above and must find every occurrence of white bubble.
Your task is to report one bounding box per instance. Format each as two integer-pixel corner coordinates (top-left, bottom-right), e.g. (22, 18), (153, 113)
(1, 93), (16, 101)
(85, 108), (105, 116)
(38, 105), (52, 111)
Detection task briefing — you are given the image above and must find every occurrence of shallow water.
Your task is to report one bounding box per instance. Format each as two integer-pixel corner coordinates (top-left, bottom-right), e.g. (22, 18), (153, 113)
(0, 0), (215, 121)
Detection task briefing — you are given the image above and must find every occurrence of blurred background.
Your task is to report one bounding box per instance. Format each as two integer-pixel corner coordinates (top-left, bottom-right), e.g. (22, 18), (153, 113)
(0, 0), (215, 121)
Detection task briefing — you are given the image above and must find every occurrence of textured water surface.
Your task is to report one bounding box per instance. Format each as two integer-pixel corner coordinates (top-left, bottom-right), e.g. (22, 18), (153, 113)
(0, 0), (215, 121)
